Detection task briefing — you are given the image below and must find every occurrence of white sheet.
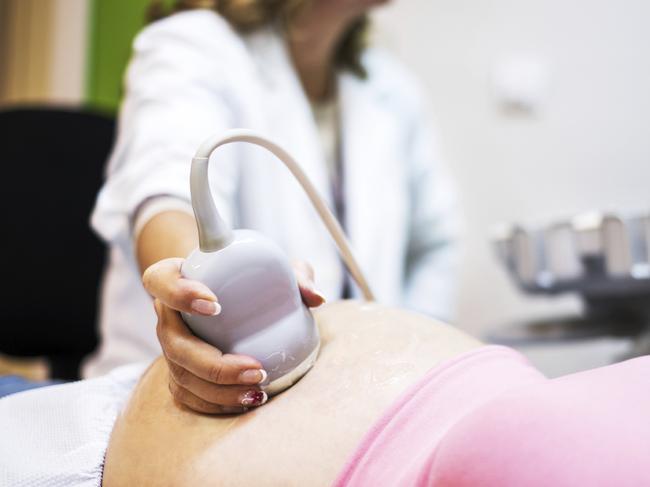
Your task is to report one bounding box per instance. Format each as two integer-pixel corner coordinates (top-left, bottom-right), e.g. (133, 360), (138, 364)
(0, 362), (146, 486)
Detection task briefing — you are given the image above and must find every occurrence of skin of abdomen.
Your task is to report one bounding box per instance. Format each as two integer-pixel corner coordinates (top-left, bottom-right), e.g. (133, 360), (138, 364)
(103, 301), (481, 487)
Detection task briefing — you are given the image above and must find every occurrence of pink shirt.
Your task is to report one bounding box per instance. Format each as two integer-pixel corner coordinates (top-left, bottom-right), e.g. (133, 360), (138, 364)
(335, 345), (650, 486)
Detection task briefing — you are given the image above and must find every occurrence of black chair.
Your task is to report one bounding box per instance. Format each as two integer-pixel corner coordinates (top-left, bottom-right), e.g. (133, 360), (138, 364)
(0, 107), (114, 380)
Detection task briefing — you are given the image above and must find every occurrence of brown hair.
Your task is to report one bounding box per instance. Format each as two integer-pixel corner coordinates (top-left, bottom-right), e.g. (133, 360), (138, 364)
(148, 0), (369, 77)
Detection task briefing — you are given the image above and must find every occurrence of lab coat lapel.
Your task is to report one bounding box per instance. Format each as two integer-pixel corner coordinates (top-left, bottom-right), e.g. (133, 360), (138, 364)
(255, 31), (329, 193)
(339, 70), (406, 302)
(247, 28), (344, 298)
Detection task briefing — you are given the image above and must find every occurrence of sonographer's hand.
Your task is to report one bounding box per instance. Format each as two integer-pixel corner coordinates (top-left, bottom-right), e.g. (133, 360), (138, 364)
(142, 257), (324, 414)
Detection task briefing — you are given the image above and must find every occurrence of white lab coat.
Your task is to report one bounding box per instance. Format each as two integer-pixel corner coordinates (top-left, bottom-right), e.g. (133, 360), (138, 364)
(84, 10), (460, 377)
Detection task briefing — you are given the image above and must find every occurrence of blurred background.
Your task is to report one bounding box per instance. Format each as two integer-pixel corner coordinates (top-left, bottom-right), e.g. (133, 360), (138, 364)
(1, 0), (649, 378)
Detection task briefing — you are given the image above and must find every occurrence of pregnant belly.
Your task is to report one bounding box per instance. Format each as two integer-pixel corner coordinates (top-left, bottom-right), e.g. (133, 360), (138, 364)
(103, 301), (481, 487)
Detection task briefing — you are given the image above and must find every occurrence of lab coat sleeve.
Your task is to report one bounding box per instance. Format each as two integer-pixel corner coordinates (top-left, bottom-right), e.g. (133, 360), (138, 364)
(91, 12), (245, 252)
(403, 102), (462, 322)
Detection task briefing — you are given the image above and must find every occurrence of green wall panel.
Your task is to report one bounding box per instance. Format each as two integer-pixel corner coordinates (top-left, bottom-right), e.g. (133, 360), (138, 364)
(86, 0), (174, 113)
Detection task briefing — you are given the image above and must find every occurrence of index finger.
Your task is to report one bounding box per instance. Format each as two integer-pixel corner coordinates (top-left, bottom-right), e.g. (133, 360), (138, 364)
(143, 258), (217, 314)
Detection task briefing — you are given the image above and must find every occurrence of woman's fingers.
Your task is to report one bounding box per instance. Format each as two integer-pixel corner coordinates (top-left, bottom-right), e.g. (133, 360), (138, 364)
(155, 301), (268, 414)
(143, 257), (219, 315)
(147, 261), (272, 415)
(146, 256), (323, 415)
(292, 260), (326, 308)
(155, 300), (265, 385)
(167, 379), (251, 415)
(167, 362), (268, 407)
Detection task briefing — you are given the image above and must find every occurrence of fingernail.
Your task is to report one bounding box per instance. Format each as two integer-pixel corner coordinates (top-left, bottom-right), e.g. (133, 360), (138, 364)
(313, 289), (326, 302)
(302, 280), (325, 301)
(191, 299), (221, 316)
(239, 369), (267, 385)
(240, 390), (268, 406)
(258, 369), (268, 384)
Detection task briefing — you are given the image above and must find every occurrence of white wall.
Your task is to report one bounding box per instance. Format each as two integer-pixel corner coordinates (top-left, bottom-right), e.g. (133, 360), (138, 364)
(375, 0), (650, 336)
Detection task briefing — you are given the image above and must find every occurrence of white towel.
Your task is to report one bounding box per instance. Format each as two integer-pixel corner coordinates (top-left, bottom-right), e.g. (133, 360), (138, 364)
(0, 362), (147, 486)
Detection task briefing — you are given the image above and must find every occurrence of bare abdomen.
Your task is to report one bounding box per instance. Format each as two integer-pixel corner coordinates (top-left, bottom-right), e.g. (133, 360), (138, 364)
(103, 301), (481, 487)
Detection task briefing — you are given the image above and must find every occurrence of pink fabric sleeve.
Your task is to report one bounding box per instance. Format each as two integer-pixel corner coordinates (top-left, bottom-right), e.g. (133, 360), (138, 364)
(428, 356), (650, 487)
